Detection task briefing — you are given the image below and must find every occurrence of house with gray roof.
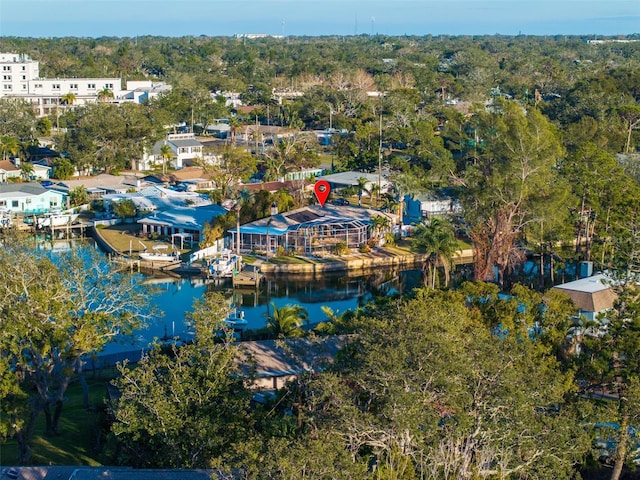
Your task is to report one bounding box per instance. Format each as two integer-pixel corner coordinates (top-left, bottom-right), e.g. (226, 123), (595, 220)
(102, 185), (212, 213)
(316, 171), (391, 202)
(0, 182), (65, 214)
(138, 203), (228, 243)
(48, 173), (147, 197)
(232, 204), (394, 256)
(237, 335), (348, 390)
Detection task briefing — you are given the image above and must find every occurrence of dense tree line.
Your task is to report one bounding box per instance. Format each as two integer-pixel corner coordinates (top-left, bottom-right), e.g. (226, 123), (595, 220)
(2, 35), (640, 477)
(105, 281), (640, 479)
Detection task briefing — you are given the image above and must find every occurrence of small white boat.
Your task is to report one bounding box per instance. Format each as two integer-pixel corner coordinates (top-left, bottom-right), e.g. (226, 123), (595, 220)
(223, 306), (248, 329)
(36, 210), (80, 228)
(208, 251), (242, 278)
(139, 245), (181, 262)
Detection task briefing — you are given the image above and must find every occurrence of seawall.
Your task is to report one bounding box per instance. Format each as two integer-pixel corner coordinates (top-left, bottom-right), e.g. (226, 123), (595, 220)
(259, 248), (474, 276)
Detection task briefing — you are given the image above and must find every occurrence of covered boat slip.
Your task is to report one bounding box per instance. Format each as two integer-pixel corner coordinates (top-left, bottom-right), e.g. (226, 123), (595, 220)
(231, 205), (393, 256)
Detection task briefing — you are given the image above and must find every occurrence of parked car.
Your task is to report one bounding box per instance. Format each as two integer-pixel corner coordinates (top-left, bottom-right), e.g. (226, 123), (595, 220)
(332, 198), (350, 206)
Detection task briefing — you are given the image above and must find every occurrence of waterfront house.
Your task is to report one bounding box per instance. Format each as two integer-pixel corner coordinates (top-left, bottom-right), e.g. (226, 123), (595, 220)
(232, 204), (395, 256)
(103, 185), (212, 214)
(137, 203), (228, 243)
(0, 182), (65, 214)
(48, 173), (147, 197)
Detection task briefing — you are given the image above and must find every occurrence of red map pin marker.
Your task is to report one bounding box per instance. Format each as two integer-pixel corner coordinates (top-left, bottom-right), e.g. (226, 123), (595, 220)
(314, 180), (331, 207)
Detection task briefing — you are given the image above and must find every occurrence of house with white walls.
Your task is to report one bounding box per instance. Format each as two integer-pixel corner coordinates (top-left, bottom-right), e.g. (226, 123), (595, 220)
(137, 134), (205, 171)
(0, 160), (21, 182)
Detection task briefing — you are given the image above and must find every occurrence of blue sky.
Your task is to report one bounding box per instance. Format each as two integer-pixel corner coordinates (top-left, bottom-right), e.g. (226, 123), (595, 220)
(1, 0), (639, 38)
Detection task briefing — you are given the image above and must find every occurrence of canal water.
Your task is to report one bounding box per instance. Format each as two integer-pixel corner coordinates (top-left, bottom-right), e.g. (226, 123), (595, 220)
(103, 267), (425, 355)
(40, 239), (424, 356)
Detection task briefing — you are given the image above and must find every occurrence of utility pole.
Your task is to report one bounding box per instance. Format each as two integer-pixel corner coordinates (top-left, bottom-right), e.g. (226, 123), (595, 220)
(255, 115), (259, 155)
(378, 113), (383, 207)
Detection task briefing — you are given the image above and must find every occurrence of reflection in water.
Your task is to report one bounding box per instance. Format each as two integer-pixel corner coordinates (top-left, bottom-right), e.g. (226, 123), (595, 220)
(103, 267), (423, 355)
(41, 239), (425, 356)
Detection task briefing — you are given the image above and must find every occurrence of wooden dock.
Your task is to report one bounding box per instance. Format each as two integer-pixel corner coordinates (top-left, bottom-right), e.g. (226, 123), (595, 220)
(232, 269), (264, 288)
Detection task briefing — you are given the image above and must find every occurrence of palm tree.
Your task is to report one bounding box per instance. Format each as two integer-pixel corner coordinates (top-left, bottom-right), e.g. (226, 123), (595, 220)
(369, 183), (381, 208)
(0, 135), (20, 161)
(265, 302), (309, 338)
(371, 214), (391, 245)
(412, 217), (460, 289)
(159, 143), (173, 175)
(356, 176), (369, 206)
(58, 92), (77, 131)
(61, 92), (76, 106)
(97, 88), (114, 102)
(228, 116), (241, 146)
(20, 162), (35, 182)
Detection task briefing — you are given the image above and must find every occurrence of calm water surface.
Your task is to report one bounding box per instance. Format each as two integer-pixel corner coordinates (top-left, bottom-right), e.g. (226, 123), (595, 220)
(42, 239), (423, 355)
(102, 267), (423, 354)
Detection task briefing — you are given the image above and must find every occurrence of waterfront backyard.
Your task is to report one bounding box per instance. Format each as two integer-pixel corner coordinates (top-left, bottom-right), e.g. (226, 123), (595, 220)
(95, 223), (473, 270)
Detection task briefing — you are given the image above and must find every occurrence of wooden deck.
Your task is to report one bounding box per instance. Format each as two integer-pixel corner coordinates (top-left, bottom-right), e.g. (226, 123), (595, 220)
(232, 269), (264, 288)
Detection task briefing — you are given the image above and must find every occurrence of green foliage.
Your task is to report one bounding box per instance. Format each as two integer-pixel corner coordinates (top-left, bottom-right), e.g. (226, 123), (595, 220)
(384, 232), (396, 246)
(265, 302), (309, 338)
(200, 211), (235, 247)
(0, 238), (152, 463)
(0, 98), (36, 141)
(270, 289), (591, 478)
(35, 116), (52, 137)
(333, 241), (350, 256)
(68, 186), (89, 207)
(112, 199), (136, 219)
(111, 292), (253, 468)
(0, 134), (21, 161)
(575, 276), (640, 476)
(412, 216), (459, 289)
(19, 162), (34, 181)
(450, 100), (567, 286)
(59, 102), (164, 174)
(358, 243), (370, 253)
(52, 157), (75, 180)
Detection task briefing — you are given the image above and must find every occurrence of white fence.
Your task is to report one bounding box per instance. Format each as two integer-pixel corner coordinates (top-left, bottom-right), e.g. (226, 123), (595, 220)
(189, 245), (219, 264)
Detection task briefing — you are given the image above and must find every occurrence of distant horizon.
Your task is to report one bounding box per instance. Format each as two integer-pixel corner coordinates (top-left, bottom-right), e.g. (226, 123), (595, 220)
(1, 1), (639, 39)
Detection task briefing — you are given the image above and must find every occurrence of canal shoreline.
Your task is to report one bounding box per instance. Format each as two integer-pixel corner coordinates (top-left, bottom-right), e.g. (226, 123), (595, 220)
(92, 223), (473, 276)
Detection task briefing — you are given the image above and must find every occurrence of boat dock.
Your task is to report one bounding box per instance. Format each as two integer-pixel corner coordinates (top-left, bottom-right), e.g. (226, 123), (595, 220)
(232, 268), (264, 288)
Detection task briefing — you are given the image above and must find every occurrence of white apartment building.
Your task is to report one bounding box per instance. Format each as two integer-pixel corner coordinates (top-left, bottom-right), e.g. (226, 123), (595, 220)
(1, 52), (39, 96)
(0, 53), (170, 117)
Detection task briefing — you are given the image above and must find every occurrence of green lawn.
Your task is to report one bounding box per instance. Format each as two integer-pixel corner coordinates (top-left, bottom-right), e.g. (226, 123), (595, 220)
(1, 379), (110, 466)
(96, 224), (192, 257)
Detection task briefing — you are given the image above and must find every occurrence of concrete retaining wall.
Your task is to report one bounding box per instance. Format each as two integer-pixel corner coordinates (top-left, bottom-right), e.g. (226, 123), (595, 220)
(260, 248), (474, 275)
